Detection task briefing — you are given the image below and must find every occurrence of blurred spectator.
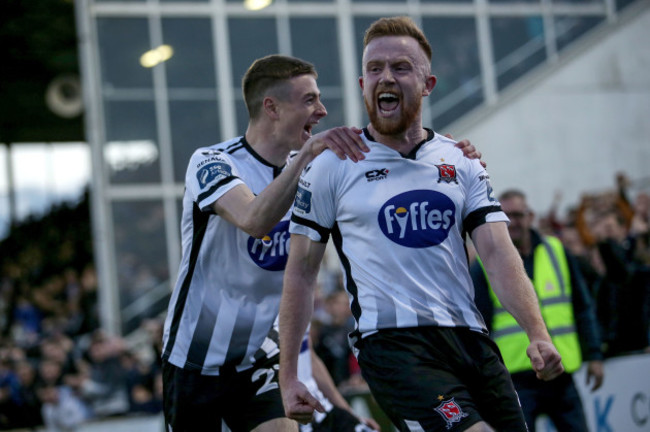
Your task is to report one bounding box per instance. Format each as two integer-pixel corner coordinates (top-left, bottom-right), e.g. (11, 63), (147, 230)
(14, 358), (45, 428)
(75, 265), (100, 336)
(37, 384), (92, 432)
(11, 287), (43, 348)
(37, 358), (65, 389)
(0, 354), (23, 428)
(121, 348), (162, 414)
(590, 207), (650, 357)
(313, 289), (356, 387)
(74, 330), (130, 418)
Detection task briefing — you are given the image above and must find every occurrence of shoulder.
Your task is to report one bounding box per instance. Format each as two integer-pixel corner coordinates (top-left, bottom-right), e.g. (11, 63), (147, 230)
(191, 137), (243, 164)
(424, 133), (467, 161)
(307, 148), (350, 172)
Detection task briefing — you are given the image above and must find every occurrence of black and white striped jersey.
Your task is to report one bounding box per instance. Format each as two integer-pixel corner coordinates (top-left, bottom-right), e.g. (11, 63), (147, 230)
(162, 136), (289, 375)
(290, 129), (508, 346)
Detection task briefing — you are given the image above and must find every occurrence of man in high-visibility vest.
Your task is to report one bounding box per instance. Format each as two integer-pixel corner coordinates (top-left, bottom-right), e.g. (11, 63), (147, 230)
(470, 189), (604, 432)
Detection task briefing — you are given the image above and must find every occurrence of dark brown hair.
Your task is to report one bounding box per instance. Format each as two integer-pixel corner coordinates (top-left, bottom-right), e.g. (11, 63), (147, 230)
(242, 55), (317, 120)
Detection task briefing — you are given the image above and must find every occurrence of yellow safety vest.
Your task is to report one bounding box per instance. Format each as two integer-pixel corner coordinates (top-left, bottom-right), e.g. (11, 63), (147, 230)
(479, 236), (582, 374)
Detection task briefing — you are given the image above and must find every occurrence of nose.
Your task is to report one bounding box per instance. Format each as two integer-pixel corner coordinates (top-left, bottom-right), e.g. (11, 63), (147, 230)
(315, 100), (327, 118)
(380, 67), (395, 83)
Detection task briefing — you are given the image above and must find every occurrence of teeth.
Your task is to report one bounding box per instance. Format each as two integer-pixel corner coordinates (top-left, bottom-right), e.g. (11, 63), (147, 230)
(379, 92), (397, 100)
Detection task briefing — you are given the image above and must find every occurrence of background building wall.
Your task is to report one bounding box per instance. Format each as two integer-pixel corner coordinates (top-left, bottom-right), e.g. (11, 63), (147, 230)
(454, 1), (650, 216)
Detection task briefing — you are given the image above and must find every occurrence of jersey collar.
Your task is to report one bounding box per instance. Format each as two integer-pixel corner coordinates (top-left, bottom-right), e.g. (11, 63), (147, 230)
(240, 135), (285, 176)
(362, 127), (435, 160)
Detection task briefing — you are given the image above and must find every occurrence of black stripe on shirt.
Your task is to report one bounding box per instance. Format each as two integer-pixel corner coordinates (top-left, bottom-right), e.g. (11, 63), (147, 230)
(331, 223), (362, 348)
(463, 205), (503, 236)
(290, 214), (331, 243)
(197, 176), (240, 211)
(163, 202), (211, 361)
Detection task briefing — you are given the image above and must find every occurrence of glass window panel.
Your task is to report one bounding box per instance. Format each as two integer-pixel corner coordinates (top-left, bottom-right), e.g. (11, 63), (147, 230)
(104, 100), (161, 184)
(162, 18), (216, 88)
(49, 144), (91, 201)
(169, 100), (220, 182)
(287, 0), (332, 3)
(112, 199), (170, 334)
(228, 18), (278, 88)
(616, 0), (637, 11)
(490, 16), (547, 91)
(235, 99), (250, 135)
(290, 18), (341, 87)
(422, 17), (483, 130)
(11, 144), (54, 219)
(97, 18), (152, 89)
(3, 144), (90, 230)
(555, 15), (604, 52)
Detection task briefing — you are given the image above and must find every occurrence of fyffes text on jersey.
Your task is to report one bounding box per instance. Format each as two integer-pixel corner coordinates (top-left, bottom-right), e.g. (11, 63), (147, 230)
(247, 220), (290, 271)
(378, 190), (456, 248)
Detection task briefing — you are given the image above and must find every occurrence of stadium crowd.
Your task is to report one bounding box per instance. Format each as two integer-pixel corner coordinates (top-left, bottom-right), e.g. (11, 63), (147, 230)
(0, 174), (648, 431)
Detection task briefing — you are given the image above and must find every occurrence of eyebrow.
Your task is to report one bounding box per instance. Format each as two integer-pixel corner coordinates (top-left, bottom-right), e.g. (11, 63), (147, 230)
(301, 91), (320, 101)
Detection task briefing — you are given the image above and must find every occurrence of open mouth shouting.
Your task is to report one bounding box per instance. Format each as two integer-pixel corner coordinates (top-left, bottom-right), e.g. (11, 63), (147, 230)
(378, 92), (400, 116)
(302, 122), (315, 141)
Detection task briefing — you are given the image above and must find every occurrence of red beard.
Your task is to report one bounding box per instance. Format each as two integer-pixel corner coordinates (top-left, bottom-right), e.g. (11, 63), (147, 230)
(364, 92), (422, 136)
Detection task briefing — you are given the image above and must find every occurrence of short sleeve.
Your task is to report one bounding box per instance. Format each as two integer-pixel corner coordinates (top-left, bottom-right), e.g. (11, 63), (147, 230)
(290, 152), (339, 243)
(186, 148), (244, 213)
(463, 160), (509, 234)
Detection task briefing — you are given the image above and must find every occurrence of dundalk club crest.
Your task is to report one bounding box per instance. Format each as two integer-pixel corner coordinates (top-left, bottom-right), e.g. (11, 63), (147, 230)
(435, 164), (458, 184)
(434, 397), (469, 429)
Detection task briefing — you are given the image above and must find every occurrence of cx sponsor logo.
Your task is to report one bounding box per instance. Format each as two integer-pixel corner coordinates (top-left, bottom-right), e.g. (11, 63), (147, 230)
(365, 168), (389, 182)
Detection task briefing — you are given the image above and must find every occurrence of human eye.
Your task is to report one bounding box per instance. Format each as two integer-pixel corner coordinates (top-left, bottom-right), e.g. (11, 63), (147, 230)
(395, 62), (411, 72)
(366, 63), (382, 74)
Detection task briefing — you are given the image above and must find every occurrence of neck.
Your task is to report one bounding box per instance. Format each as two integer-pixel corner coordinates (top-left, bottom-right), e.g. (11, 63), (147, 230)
(245, 123), (290, 167)
(367, 122), (427, 155)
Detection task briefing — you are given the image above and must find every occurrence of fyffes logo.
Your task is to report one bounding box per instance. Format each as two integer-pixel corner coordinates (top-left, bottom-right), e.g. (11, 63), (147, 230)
(247, 220), (290, 271)
(378, 190), (455, 248)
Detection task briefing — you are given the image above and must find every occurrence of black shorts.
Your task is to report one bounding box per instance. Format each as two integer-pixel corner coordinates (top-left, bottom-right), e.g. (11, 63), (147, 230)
(162, 355), (286, 432)
(357, 327), (528, 432)
(301, 406), (379, 432)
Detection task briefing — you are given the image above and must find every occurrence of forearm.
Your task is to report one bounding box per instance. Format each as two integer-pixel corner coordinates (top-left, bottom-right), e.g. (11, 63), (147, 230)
(489, 250), (551, 342)
(279, 236), (325, 384)
(474, 223), (551, 343)
(243, 150), (314, 237)
(279, 281), (314, 384)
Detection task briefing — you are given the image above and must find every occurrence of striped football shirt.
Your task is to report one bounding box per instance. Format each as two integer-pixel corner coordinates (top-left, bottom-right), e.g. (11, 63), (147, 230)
(162, 136), (290, 375)
(290, 128), (508, 348)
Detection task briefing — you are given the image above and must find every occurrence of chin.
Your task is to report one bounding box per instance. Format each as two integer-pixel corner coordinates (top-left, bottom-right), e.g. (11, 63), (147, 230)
(372, 117), (407, 135)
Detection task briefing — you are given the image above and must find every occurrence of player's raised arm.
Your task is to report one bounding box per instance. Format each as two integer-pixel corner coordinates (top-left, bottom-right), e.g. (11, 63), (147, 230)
(214, 127), (367, 239)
